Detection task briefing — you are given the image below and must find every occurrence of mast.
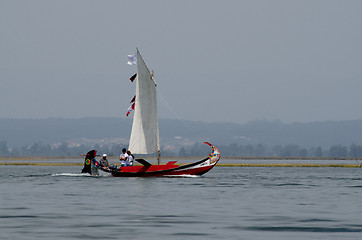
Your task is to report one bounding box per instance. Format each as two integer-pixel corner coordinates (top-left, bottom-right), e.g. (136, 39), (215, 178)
(152, 69), (161, 165)
(157, 150), (161, 165)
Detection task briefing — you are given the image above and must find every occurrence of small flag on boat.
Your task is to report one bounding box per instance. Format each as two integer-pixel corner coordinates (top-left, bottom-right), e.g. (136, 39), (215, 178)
(127, 54), (137, 65)
(126, 96), (136, 116)
(130, 95), (136, 103)
(130, 73), (137, 82)
(126, 103), (135, 116)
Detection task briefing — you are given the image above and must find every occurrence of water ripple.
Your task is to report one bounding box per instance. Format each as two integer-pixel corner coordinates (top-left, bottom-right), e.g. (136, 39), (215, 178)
(237, 226), (362, 232)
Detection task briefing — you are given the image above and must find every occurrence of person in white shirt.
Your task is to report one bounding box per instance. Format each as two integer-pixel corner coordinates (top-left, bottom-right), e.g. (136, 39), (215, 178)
(126, 150), (134, 166)
(119, 148), (128, 167)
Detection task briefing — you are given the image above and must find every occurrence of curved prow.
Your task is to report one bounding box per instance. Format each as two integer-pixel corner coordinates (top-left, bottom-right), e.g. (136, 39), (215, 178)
(204, 142), (221, 165)
(81, 150), (97, 174)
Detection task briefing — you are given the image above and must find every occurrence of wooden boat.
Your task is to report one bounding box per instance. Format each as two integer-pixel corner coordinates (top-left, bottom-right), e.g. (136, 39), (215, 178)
(82, 49), (221, 177)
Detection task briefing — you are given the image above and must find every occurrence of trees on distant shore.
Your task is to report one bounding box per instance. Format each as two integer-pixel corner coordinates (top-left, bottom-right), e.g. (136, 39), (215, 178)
(1, 140), (362, 158)
(176, 143), (362, 158)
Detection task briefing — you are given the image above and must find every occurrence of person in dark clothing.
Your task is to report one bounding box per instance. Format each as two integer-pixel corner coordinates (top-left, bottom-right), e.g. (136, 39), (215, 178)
(82, 150), (97, 174)
(100, 154), (109, 169)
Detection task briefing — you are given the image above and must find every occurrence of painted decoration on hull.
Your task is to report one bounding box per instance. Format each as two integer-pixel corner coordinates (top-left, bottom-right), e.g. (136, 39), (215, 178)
(81, 150), (97, 174)
(204, 142), (220, 164)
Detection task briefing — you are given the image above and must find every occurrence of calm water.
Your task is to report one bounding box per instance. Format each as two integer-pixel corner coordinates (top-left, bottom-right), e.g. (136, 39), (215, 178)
(1, 165), (362, 240)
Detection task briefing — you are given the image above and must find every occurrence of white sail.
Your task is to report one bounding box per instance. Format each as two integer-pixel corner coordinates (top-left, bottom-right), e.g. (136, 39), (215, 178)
(128, 49), (160, 157)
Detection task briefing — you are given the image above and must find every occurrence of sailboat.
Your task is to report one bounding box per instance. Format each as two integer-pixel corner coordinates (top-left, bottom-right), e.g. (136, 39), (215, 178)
(83, 48), (220, 177)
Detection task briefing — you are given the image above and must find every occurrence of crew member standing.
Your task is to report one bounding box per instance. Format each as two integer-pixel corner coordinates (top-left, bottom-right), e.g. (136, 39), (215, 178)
(126, 150), (134, 166)
(120, 148), (128, 167)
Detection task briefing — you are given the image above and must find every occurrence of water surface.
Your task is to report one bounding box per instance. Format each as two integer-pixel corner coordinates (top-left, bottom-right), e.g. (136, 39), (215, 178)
(1, 166), (362, 239)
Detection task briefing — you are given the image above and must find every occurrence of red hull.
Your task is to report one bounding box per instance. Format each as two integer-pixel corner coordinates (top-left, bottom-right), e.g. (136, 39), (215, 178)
(109, 159), (217, 177)
(97, 142), (221, 177)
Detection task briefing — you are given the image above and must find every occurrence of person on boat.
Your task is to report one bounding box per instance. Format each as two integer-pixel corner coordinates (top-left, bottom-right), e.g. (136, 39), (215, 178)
(120, 148), (128, 167)
(92, 158), (100, 168)
(82, 150), (97, 174)
(126, 150), (134, 166)
(100, 154), (109, 169)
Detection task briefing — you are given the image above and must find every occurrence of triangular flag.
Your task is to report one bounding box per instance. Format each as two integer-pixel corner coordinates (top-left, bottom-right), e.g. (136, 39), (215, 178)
(126, 102), (135, 116)
(130, 95), (136, 103)
(126, 96), (136, 116)
(130, 73), (137, 82)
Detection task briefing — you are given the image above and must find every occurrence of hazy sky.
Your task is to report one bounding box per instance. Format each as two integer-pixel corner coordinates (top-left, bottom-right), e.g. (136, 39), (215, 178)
(1, 0), (362, 124)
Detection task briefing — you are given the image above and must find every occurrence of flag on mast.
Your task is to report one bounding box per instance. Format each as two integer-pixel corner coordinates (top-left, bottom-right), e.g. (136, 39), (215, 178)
(126, 103), (135, 116)
(126, 96), (136, 116)
(127, 54), (137, 65)
(130, 73), (137, 82)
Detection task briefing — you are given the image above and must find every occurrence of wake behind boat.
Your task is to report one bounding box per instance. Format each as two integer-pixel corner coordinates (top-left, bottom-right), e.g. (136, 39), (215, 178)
(81, 48), (221, 177)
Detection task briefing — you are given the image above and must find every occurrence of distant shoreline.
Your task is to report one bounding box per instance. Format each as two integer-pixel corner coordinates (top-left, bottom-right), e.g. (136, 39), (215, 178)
(1, 162), (361, 168)
(2, 156), (362, 168)
(1, 156), (362, 160)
